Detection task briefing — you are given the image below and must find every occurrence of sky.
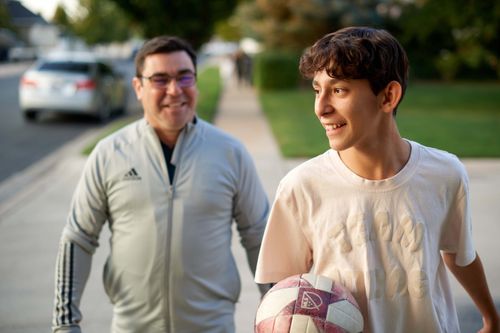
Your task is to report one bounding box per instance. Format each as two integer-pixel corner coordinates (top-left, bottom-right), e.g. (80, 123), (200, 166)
(20, 0), (80, 21)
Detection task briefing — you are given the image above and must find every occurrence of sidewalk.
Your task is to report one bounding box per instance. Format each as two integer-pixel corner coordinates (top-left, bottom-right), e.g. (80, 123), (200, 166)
(215, 81), (289, 332)
(1, 74), (500, 332)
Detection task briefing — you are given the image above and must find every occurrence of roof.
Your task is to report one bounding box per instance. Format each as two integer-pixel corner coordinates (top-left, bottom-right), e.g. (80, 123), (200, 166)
(6, 0), (47, 26)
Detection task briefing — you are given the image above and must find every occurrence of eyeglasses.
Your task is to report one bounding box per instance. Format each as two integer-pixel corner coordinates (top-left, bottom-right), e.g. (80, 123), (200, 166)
(139, 72), (196, 89)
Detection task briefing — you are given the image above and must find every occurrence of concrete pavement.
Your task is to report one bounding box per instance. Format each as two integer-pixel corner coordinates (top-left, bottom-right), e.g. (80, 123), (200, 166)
(1, 71), (500, 332)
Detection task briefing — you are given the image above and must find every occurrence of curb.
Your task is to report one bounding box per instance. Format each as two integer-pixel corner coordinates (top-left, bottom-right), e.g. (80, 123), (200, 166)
(0, 127), (100, 219)
(0, 113), (139, 219)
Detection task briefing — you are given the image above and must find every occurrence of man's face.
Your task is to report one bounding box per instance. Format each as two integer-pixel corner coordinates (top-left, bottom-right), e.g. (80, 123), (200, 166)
(133, 51), (198, 141)
(312, 70), (385, 152)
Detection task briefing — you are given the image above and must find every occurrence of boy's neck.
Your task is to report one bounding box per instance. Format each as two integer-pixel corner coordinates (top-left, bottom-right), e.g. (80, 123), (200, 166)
(338, 136), (411, 181)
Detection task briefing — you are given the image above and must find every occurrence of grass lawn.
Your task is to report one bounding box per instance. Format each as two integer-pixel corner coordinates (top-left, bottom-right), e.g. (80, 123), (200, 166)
(259, 82), (500, 158)
(82, 66), (221, 155)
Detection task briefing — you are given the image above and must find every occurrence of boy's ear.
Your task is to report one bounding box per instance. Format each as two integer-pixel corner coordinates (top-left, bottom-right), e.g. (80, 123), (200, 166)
(379, 81), (402, 114)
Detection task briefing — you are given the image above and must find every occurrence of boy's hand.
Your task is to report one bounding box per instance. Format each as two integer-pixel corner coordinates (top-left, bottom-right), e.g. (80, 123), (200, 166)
(478, 314), (500, 333)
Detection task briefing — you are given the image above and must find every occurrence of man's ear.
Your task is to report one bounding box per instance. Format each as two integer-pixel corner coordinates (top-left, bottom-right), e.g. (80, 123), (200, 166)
(132, 77), (143, 101)
(379, 81), (402, 114)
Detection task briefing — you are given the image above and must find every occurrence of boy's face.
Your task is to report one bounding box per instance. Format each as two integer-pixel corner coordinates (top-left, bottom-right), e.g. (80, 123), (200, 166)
(312, 70), (386, 152)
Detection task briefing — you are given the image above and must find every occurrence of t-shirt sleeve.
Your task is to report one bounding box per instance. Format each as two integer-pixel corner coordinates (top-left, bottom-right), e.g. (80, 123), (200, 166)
(439, 167), (476, 266)
(255, 181), (313, 283)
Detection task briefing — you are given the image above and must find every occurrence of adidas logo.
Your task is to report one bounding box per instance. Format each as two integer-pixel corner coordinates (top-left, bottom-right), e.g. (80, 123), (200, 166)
(123, 168), (141, 181)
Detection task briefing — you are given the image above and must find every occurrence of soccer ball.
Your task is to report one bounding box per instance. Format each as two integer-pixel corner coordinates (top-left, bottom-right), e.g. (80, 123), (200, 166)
(255, 273), (363, 333)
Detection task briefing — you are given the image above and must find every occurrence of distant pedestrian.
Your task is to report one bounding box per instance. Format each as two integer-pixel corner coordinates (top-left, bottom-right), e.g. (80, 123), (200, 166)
(52, 35), (270, 333)
(234, 49), (252, 86)
(255, 26), (500, 333)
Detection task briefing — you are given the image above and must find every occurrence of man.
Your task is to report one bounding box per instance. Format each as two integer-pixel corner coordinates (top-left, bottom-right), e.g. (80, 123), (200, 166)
(255, 27), (499, 332)
(52, 36), (270, 333)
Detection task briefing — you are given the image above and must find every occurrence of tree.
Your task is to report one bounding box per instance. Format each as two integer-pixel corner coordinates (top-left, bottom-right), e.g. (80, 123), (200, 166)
(232, 0), (386, 52)
(0, 0), (13, 30)
(52, 5), (72, 35)
(71, 0), (133, 45)
(106, 0), (239, 49)
(393, 0), (500, 79)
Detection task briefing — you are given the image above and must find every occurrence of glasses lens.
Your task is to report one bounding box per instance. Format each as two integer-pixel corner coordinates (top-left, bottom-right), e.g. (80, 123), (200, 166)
(144, 73), (195, 89)
(150, 75), (169, 88)
(177, 74), (195, 88)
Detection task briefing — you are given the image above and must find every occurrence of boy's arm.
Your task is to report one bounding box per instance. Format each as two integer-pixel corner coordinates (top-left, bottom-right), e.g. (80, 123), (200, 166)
(442, 252), (499, 332)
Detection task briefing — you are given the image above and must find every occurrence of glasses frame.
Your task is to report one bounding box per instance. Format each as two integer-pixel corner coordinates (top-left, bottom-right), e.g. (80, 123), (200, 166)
(139, 71), (197, 89)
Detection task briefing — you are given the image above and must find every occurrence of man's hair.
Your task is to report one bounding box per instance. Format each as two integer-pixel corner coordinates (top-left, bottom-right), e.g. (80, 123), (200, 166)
(134, 36), (197, 77)
(299, 27), (409, 114)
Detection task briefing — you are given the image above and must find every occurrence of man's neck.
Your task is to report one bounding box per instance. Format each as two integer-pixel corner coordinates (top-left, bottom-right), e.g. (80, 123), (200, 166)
(155, 130), (179, 149)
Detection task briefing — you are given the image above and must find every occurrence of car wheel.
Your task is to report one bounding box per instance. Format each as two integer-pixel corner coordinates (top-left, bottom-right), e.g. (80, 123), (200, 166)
(96, 97), (111, 123)
(23, 110), (38, 122)
(114, 93), (128, 116)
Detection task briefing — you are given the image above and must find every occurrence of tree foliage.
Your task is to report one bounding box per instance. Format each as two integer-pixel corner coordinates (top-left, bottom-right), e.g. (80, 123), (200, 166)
(394, 0), (500, 80)
(70, 0), (132, 45)
(233, 0), (500, 80)
(106, 0), (238, 49)
(0, 0), (13, 30)
(52, 5), (72, 35)
(232, 0), (385, 52)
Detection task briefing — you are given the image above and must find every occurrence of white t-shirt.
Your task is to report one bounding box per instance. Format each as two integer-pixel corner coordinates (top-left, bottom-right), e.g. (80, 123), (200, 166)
(255, 140), (476, 333)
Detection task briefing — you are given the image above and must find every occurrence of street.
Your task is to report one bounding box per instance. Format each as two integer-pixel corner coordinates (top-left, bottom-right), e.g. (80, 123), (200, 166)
(0, 59), (137, 184)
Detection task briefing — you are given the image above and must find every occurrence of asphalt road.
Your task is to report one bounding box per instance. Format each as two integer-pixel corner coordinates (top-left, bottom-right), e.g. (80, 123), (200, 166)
(0, 60), (137, 183)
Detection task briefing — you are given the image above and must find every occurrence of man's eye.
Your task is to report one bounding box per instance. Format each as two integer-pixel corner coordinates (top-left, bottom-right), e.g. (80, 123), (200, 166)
(178, 75), (195, 84)
(334, 88), (344, 94)
(152, 77), (169, 85)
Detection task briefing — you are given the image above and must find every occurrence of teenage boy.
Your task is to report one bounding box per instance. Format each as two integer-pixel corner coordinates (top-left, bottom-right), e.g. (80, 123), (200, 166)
(255, 27), (499, 332)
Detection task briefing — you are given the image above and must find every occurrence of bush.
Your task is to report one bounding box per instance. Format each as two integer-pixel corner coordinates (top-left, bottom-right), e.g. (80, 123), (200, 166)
(196, 66), (222, 122)
(253, 51), (301, 91)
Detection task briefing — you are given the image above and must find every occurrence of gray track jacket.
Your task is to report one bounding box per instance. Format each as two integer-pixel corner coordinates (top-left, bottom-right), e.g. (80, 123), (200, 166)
(53, 117), (269, 332)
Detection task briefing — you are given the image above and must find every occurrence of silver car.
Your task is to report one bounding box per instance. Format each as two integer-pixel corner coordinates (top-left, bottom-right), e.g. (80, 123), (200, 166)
(19, 53), (127, 122)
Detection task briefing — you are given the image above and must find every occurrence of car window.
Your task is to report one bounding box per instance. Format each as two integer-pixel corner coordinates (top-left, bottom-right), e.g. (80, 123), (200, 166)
(38, 61), (91, 74)
(98, 62), (113, 75)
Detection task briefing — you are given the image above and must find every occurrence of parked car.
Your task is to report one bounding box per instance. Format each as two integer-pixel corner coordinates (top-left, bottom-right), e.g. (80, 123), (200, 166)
(19, 53), (127, 122)
(8, 45), (37, 62)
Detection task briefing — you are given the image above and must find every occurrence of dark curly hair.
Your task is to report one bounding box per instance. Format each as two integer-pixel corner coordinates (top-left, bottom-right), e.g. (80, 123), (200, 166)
(299, 27), (409, 114)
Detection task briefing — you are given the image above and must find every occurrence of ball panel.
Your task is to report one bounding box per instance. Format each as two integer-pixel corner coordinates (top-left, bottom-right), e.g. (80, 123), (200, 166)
(301, 273), (334, 293)
(255, 314), (293, 332)
(326, 300), (364, 333)
(271, 274), (303, 290)
(290, 314), (321, 333)
(255, 288), (299, 323)
(274, 314), (293, 332)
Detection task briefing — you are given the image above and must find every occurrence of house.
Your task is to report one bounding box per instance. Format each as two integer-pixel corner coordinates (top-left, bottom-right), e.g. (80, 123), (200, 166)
(5, 0), (59, 59)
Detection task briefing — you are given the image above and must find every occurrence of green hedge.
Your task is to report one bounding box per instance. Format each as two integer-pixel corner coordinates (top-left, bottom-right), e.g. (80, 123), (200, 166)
(253, 51), (301, 91)
(195, 66), (222, 122)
